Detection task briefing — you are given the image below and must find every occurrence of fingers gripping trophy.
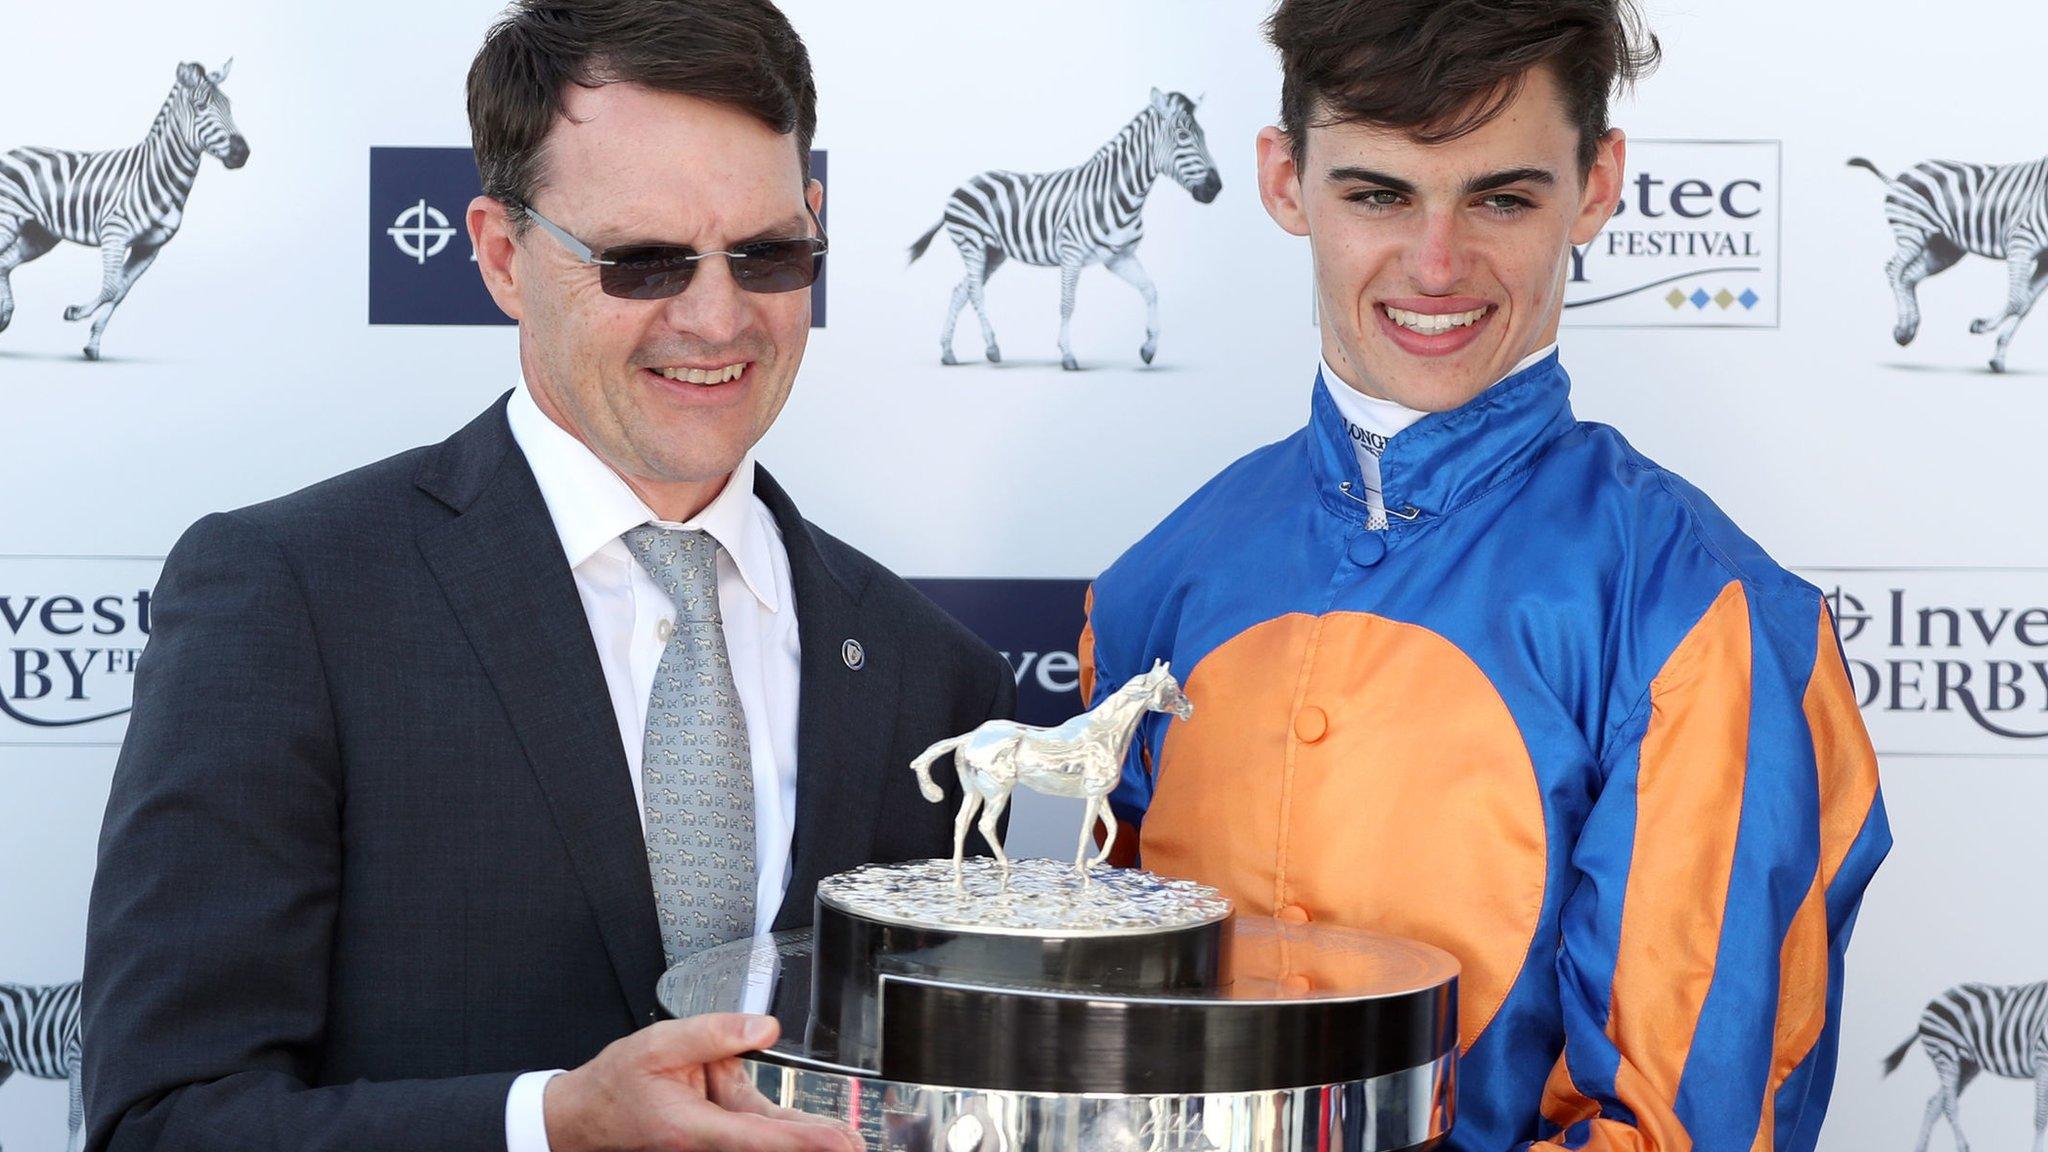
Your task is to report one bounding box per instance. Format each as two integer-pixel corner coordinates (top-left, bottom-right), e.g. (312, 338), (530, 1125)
(657, 662), (1461, 1152)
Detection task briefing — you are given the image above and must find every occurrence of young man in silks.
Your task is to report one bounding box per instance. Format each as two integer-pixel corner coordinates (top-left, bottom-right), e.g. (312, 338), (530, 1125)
(1080, 3), (1889, 1149)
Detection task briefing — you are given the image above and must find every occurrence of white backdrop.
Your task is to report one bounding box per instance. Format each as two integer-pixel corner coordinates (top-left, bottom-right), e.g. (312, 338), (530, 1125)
(3, 1), (2044, 1148)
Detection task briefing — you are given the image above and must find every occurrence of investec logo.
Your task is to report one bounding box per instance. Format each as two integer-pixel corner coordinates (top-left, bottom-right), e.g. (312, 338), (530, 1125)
(1564, 139), (1780, 329)
(1805, 567), (2048, 755)
(908, 578), (1088, 727)
(0, 557), (161, 745)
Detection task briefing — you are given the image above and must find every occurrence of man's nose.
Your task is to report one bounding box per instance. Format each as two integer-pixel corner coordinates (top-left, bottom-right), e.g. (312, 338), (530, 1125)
(1404, 209), (1469, 294)
(659, 254), (749, 345)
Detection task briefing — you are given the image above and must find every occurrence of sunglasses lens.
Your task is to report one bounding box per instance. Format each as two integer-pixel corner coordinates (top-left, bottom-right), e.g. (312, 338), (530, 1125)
(602, 247), (696, 300)
(729, 241), (824, 294)
(594, 240), (823, 299)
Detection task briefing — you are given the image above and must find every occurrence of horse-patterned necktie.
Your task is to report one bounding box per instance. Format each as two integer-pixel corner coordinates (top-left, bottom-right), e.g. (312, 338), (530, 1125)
(622, 525), (756, 967)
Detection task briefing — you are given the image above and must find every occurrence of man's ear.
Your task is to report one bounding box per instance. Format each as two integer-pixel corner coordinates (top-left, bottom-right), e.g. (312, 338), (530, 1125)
(468, 195), (524, 322)
(1256, 125), (1310, 238)
(806, 177), (824, 220)
(1570, 129), (1626, 247)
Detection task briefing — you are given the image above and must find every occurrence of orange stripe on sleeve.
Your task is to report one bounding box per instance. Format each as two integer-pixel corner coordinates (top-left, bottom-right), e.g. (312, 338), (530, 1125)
(1543, 1051), (1601, 1133)
(1607, 579), (1753, 1152)
(1805, 605), (1882, 895)
(1749, 605), (1883, 1152)
(1077, 584), (1098, 708)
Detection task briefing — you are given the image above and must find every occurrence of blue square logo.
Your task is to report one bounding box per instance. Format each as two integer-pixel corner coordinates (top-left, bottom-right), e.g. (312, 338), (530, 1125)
(911, 578), (1090, 727)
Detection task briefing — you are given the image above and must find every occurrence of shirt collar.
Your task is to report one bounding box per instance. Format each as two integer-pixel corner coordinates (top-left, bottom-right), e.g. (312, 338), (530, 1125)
(1316, 342), (1557, 424)
(505, 380), (782, 613)
(1317, 355), (1432, 447)
(1308, 343), (1573, 524)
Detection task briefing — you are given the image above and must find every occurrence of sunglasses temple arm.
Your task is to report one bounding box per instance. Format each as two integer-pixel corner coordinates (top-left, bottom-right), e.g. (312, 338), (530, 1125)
(523, 206), (611, 266)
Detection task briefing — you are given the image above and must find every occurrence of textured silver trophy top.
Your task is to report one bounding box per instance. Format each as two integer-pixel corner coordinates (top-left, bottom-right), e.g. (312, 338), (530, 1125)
(818, 857), (1231, 936)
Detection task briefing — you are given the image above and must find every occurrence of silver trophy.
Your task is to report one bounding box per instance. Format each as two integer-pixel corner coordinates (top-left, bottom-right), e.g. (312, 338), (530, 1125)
(659, 666), (1460, 1152)
(910, 659), (1192, 887)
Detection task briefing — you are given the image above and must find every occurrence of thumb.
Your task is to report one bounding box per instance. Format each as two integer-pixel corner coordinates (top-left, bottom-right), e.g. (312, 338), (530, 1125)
(647, 1012), (779, 1067)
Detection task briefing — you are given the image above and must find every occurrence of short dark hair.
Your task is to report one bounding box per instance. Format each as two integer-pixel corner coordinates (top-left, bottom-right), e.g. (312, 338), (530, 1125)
(1265, 0), (1660, 174)
(467, 0), (817, 226)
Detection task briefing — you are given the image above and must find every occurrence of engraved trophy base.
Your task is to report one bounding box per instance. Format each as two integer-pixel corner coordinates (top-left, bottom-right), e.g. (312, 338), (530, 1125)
(743, 1059), (1453, 1152)
(659, 859), (1459, 1152)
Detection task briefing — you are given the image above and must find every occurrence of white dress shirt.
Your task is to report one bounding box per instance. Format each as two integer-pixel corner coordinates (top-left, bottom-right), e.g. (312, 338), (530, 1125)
(501, 380), (802, 1152)
(1320, 342), (1559, 528)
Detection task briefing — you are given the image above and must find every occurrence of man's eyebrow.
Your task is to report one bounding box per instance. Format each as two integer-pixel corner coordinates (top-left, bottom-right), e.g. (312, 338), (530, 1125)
(1322, 166), (1558, 197)
(1463, 167), (1556, 195)
(1326, 166), (1415, 195)
(732, 213), (811, 243)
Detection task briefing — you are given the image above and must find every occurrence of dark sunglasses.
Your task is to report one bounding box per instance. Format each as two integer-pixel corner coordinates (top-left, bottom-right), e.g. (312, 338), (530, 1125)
(515, 201), (828, 301)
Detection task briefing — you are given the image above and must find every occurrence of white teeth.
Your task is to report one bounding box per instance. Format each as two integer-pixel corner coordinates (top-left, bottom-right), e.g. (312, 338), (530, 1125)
(1384, 306), (1488, 336)
(658, 363), (746, 384)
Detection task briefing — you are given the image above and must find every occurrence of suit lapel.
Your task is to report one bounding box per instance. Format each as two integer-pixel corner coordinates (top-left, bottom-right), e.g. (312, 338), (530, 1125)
(756, 470), (902, 932)
(415, 399), (665, 1024)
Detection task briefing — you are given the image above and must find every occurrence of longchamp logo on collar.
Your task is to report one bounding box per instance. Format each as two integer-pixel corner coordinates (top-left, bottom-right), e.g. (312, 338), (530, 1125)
(842, 639), (866, 671)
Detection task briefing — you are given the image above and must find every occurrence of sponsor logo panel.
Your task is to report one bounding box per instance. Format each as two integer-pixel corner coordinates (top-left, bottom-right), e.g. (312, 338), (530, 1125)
(1806, 567), (2048, 756)
(0, 556), (162, 746)
(1564, 139), (1780, 329)
(911, 578), (1089, 727)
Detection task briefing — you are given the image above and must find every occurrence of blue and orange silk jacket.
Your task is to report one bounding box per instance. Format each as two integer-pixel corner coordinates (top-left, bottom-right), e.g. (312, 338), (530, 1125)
(1080, 353), (1889, 1152)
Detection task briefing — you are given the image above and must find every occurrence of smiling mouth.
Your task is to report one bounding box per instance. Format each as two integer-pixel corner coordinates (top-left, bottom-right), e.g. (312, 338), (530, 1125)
(1382, 305), (1492, 336)
(652, 362), (748, 385)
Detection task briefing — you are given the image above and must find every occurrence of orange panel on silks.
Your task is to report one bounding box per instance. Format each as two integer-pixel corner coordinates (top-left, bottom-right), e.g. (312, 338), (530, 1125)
(1139, 610), (1545, 1053)
(1081, 354), (1890, 1152)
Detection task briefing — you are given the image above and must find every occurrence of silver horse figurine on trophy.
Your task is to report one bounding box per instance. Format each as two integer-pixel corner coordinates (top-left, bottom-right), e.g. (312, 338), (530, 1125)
(910, 659), (1194, 887)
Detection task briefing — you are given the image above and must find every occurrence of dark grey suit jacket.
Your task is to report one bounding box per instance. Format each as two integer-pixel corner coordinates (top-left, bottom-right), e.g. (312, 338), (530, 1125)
(81, 397), (1014, 1151)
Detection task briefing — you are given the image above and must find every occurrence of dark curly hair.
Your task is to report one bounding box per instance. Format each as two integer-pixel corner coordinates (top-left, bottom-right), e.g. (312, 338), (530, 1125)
(1266, 0), (1661, 173)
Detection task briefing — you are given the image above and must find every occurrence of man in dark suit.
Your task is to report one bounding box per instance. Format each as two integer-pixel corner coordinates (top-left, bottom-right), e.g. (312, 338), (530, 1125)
(80, 2), (1012, 1150)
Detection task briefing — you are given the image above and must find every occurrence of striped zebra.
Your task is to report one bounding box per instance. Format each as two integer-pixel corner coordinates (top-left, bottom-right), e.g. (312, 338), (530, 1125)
(1882, 981), (2048, 1152)
(0, 981), (84, 1152)
(1849, 154), (2047, 374)
(908, 88), (1221, 371)
(0, 60), (249, 362)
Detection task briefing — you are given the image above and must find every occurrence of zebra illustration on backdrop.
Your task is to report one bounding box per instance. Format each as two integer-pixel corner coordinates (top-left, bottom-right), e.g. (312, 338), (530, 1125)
(908, 88), (1221, 371)
(0, 981), (84, 1152)
(1849, 154), (2046, 374)
(0, 60), (250, 361)
(1882, 981), (2048, 1152)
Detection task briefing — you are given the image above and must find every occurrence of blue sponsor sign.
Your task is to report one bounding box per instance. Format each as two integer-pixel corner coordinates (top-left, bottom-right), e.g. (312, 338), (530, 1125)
(369, 146), (827, 326)
(911, 578), (1090, 727)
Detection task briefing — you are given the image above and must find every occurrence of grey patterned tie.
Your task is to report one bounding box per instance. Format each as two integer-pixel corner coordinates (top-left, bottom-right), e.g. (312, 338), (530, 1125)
(623, 525), (756, 967)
